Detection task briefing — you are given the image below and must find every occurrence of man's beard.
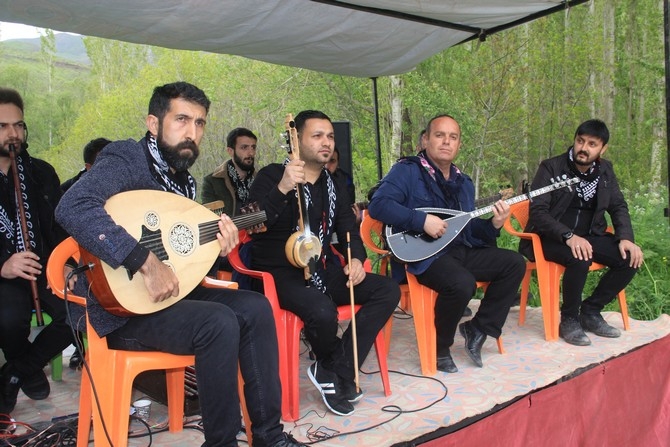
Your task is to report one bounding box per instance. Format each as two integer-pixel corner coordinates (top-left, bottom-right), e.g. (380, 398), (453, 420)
(157, 128), (199, 172)
(0, 140), (26, 157)
(233, 151), (255, 173)
(573, 149), (594, 166)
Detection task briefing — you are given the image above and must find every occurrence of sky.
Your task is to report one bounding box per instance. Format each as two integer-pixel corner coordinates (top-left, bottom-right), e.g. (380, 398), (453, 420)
(0, 22), (51, 41)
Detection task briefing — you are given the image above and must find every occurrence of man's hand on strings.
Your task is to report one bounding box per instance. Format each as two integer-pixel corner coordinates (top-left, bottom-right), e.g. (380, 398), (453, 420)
(138, 252), (179, 302)
(423, 214), (447, 239)
(216, 214), (240, 257)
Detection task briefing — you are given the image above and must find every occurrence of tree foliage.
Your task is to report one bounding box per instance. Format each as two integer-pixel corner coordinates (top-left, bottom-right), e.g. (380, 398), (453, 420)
(0, 0), (667, 316)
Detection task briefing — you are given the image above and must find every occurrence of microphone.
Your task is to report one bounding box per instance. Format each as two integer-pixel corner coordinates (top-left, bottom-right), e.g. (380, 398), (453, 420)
(66, 262), (95, 282)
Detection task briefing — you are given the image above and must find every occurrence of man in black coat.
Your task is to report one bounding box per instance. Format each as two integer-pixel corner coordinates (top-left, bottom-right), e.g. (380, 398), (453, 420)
(521, 119), (643, 346)
(0, 87), (72, 425)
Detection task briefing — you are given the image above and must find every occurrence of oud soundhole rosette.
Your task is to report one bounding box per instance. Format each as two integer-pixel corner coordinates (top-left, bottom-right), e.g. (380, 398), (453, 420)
(144, 211), (160, 230)
(169, 223), (195, 256)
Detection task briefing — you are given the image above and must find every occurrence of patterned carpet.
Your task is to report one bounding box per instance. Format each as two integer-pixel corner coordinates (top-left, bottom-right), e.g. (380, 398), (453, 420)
(9, 303), (670, 446)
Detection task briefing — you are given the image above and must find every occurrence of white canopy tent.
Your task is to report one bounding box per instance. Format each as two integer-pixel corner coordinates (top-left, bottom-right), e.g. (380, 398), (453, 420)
(0, 0), (588, 78)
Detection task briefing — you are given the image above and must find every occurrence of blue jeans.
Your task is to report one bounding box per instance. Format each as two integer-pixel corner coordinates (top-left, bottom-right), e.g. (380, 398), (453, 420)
(107, 286), (284, 447)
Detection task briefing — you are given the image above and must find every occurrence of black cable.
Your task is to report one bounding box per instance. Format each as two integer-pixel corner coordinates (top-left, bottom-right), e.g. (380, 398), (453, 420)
(292, 369), (449, 444)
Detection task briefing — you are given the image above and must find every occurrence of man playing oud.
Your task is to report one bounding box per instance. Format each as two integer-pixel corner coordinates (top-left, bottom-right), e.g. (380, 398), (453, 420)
(56, 82), (304, 447)
(368, 114), (525, 373)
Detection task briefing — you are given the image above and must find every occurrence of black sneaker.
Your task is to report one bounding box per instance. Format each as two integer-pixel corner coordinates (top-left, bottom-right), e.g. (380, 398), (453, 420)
(269, 432), (306, 447)
(307, 361), (354, 416)
(20, 369), (50, 400)
(559, 316), (591, 346)
(580, 313), (621, 338)
(0, 363), (22, 414)
(339, 378), (364, 403)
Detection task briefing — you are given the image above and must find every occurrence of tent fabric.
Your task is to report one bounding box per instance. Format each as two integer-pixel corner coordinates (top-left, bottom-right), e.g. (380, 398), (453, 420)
(0, 1), (584, 77)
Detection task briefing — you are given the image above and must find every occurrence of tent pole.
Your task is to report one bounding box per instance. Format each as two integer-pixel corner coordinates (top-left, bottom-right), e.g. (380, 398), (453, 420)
(371, 77), (383, 180)
(665, 0), (670, 223)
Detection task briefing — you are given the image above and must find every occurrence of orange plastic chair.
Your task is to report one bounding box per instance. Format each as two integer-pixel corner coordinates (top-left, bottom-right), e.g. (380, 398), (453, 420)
(405, 270), (504, 376)
(47, 237), (251, 447)
(228, 231), (391, 422)
(359, 210), (410, 312)
(503, 201), (630, 341)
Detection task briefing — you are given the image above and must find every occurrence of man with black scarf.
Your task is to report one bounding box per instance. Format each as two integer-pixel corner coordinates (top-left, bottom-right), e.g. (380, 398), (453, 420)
(520, 119), (643, 346)
(0, 87), (72, 425)
(201, 127), (257, 216)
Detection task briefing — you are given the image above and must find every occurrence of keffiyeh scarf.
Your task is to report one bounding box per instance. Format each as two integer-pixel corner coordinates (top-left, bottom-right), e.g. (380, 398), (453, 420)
(0, 148), (39, 255)
(226, 160), (254, 206)
(567, 147), (600, 203)
(146, 133), (196, 199)
(283, 158), (337, 292)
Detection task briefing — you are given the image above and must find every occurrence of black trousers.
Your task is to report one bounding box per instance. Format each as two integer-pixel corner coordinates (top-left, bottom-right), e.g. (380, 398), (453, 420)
(0, 275), (73, 376)
(269, 265), (399, 382)
(540, 233), (638, 318)
(417, 245), (526, 353)
(107, 286), (284, 447)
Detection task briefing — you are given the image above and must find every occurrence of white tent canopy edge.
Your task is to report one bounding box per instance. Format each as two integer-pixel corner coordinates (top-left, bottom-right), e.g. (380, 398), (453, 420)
(0, 0), (588, 78)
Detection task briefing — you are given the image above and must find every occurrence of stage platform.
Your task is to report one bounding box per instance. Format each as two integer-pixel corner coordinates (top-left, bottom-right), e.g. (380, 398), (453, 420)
(9, 303), (670, 446)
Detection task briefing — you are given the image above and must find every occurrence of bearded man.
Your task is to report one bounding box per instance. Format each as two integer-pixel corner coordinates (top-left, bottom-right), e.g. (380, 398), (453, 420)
(520, 119), (643, 347)
(202, 127), (258, 216)
(0, 87), (72, 428)
(56, 82), (304, 447)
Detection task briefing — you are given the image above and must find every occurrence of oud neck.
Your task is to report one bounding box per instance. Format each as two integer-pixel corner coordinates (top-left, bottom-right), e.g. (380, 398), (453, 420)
(199, 210), (267, 244)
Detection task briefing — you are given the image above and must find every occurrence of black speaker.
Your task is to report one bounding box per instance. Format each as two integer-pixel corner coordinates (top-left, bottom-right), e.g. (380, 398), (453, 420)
(332, 121), (352, 177)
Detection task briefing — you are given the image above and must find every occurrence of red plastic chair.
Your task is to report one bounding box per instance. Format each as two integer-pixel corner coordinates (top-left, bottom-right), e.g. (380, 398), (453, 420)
(359, 210), (411, 312)
(227, 231), (391, 421)
(47, 237), (251, 447)
(503, 201), (630, 340)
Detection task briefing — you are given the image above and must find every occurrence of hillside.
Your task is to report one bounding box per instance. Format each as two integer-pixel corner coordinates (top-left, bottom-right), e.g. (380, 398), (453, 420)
(1, 33), (89, 66)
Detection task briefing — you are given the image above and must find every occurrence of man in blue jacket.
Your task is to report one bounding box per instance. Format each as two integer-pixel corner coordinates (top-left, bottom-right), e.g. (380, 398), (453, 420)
(369, 114), (525, 373)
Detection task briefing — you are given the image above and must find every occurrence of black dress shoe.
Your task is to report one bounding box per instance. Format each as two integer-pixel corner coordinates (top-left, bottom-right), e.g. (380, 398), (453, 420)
(580, 313), (621, 338)
(559, 316), (591, 346)
(20, 369), (50, 400)
(437, 350), (458, 373)
(462, 306), (473, 317)
(459, 320), (486, 368)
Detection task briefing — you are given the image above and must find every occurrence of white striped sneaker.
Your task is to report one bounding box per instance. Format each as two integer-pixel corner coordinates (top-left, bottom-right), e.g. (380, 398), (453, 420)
(307, 361), (354, 416)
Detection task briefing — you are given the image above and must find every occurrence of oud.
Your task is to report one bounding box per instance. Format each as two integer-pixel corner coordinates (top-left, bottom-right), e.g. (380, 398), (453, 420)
(80, 190), (266, 316)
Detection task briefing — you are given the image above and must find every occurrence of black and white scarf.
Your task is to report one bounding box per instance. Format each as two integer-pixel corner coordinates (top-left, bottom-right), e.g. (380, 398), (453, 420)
(0, 149), (39, 255)
(567, 147), (600, 203)
(226, 160), (254, 206)
(145, 133), (196, 199)
(283, 158), (337, 292)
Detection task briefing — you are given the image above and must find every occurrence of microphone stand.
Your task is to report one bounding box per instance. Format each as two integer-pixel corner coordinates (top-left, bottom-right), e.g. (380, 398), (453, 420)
(8, 143), (44, 326)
